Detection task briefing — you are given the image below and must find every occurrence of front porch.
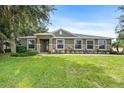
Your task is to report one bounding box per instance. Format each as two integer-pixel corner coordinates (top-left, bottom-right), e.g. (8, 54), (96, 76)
(40, 39), (49, 52)
(36, 34), (53, 53)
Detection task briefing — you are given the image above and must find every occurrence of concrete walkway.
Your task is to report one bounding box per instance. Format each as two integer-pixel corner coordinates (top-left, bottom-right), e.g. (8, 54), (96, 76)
(38, 54), (124, 56)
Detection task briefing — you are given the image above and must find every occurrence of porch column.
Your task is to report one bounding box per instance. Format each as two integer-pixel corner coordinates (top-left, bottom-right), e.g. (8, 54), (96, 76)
(49, 38), (52, 53)
(37, 38), (40, 53)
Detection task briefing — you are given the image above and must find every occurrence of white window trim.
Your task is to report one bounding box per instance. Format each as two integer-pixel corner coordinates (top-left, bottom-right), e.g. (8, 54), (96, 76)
(98, 39), (107, 50)
(74, 39), (83, 50)
(86, 39), (95, 50)
(27, 39), (35, 50)
(56, 39), (65, 50)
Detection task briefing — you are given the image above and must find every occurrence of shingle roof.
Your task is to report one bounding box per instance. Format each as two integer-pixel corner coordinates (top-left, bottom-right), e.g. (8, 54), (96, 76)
(18, 28), (113, 39)
(51, 28), (113, 39)
(74, 34), (113, 39)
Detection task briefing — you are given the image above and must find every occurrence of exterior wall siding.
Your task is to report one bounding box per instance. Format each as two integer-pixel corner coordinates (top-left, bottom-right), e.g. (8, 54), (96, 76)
(82, 39), (86, 49)
(106, 39), (112, 50)
(50, 38), (112, 54)
(19, 38), (37, 50)
(65, 39), (74, 50)
(20, 38), (112, 54)
(19, 29), (112, 54)
(20, 38), (27, 47)
(95, 39), (98, 50)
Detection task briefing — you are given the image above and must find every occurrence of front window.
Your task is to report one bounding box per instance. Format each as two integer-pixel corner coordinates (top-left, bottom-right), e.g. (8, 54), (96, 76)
(75, 40), (82, 49)
(57, 39), (64, 49)
(99, 40), (106, 49)
(87, 40), (94, 49)
(28, 39), (35, 49)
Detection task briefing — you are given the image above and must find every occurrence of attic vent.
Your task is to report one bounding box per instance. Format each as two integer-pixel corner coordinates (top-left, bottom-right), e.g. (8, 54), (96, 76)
(59, 31), (62, 35)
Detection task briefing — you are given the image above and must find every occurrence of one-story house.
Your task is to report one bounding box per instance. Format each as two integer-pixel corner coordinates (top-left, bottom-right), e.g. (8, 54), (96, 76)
(19, 28), (113, 54)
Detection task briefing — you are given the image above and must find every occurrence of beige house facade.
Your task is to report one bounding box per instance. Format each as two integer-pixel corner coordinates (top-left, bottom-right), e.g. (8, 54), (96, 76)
(19, 28), (113, 54)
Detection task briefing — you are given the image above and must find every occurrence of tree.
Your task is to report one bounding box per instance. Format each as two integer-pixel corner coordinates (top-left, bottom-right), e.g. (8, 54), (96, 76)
(112, 39), (124, 53)
(119, 39), (124, 53)
(0, 33), (5, 53)
(115, 6), (124, 54)
(112, 40), (120, 53)
(0, 13), (9, 53)
(115, 6), (124, 39)
(0, 5), (54, 53)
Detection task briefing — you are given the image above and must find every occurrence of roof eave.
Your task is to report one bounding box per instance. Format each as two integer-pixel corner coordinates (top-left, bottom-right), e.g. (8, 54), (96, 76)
(34, 33), (54, 36)
(53, 37), (113, 39)
(18, 36), (36, 39)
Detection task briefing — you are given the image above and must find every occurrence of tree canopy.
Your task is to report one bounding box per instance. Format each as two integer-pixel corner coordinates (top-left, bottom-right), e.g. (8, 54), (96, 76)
(115, 6), (124, 39)
(114, 6), (124, 54)
(0, 5), (55, 53)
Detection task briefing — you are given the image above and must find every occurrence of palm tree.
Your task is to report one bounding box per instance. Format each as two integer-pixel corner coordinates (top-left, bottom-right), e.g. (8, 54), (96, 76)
(112, 39), (124, 54)
(112, 40), (120, 53)
(119, 39), (124, 53)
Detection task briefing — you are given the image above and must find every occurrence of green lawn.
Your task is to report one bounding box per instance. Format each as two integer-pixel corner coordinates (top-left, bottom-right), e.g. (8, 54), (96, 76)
(0, 54), (124, 88)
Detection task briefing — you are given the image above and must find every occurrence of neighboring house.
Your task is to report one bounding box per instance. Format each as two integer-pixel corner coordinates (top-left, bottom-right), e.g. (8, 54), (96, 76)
(19, 28), (113, 54)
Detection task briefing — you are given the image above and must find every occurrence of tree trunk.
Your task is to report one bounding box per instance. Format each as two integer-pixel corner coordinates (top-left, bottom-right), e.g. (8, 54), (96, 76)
(0, 40), (4, 53)
(6, 6), (16, 53)
(116, 46), (119, 54)
(10, 32), (16, 53)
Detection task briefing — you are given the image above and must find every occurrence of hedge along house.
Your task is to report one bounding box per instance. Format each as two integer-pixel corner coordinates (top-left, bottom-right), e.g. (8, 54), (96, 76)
(19, 28), (113, 54)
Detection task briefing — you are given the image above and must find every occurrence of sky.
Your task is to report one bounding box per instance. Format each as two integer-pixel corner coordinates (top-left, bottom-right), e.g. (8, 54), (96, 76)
(48, 5), (120, 38)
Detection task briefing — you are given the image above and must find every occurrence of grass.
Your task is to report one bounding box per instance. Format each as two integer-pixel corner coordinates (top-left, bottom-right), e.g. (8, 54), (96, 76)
(0, 54), (124, 88)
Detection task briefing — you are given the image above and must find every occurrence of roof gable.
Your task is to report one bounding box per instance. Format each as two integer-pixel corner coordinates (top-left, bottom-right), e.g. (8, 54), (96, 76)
(18, 28), (113, 39)
(52, 28), (78, 37)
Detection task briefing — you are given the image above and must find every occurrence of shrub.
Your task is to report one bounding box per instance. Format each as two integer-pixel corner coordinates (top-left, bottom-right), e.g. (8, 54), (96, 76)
(83, 50), (87, 54)
(4, 49), (11, 53)
(109, 51), (118, 54)
(11, 53), (28, 57)
(95, 50), (110, 54)
(26, 50), (38, 56)
(11, 50), (38, 57)
(16, 45), (27, 53)
(109, 51), (124, 55)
